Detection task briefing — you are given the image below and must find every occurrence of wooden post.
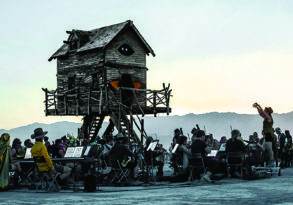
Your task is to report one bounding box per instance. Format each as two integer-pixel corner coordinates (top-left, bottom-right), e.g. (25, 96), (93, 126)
(64, 94), (68, 115)
(53, 91), (57, 115)
(88, 88), (91, 114)
(153, 91), (157, 117)
(141, 118), (144, 145)
(45, 89), (48, 116)
(130, 113), (133, 139)
(99, 89), (102, 114)
(76, 88), (79, 115)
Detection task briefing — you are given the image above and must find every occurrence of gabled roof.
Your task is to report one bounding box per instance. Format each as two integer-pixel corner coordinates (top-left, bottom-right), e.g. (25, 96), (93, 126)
(49, 20), (155, 61)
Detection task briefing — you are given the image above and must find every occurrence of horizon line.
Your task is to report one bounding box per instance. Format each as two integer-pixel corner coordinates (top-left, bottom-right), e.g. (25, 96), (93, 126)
(1, 110), (292, 131)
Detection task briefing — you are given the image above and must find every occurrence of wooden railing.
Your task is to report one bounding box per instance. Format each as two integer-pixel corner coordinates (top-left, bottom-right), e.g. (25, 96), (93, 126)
(43, 83), (171, 116)
(42, 86), (105, 116)
(118, 83), (172, 116)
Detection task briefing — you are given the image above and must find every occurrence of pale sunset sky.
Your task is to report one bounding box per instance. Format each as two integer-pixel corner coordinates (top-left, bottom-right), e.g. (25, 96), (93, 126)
(1, 0), (293, 129)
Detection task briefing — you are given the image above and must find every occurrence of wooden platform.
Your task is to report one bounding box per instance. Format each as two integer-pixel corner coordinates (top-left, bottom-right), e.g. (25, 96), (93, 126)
(46, 106), (171, 116)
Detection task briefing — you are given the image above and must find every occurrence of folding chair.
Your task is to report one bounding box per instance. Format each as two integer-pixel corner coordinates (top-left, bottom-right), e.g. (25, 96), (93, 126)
(32, 156), (60, 192)
(188, 153), (206, 181)
(110, 160), (129, 184)
(226, 152), (245, 178)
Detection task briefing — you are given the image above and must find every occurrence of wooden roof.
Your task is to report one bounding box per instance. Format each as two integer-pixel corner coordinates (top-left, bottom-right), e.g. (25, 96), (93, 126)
(49, 20), (155, 61)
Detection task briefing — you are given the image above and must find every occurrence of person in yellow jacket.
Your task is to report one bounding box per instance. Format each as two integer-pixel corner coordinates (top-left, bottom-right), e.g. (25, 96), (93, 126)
(31, 128), (54, 172)
(30, 128), (72, 186)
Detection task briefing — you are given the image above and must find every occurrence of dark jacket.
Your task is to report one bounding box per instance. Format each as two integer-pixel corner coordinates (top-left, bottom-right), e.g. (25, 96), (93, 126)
(226, 138), (246, 153)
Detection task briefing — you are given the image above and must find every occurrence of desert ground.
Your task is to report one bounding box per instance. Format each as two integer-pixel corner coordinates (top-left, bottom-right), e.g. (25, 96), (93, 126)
(1, 169), (293, 205)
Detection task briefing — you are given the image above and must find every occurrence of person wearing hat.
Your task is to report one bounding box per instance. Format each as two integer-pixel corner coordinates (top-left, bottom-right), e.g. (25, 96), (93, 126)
(31, 128), (72, 186)
(31, 128), (54, 173)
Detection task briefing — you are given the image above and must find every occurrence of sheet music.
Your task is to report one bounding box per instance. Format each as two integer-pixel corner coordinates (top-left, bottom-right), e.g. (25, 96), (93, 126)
(73, 146), (84, 158)
(83, 146), (91, 157)
(147, 141), (158, 151)
(219, 143), (226, 152)
(207, 150), (218, 157)
(24, 148), (32, 159)
(172, 144), (179, 153)
(64, 147), (75, 158)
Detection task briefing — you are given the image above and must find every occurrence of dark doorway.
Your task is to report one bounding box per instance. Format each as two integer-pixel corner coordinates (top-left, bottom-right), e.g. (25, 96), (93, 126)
(119, 73), (134, 107)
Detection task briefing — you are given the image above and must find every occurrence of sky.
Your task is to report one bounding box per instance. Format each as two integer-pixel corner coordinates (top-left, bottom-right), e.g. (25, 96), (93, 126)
(1, 0), (293, 129)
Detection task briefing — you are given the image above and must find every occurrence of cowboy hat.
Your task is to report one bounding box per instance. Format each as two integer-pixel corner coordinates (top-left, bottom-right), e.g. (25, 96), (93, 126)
(31, 128), (48, 139)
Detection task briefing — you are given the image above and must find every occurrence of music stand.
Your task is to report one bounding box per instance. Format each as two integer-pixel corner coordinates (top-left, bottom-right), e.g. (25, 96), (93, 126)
(24, 148), (32, 159)
(147, 141), (158, 151)
(83, 146), (92, 157)
(146, 141), (158, 182)
(172, 144), (179, 154)
(73, 146), (84, 158)
(64, 147), (75, 158)
(219, 143), (226, 152)
(207, 150), (218, 157)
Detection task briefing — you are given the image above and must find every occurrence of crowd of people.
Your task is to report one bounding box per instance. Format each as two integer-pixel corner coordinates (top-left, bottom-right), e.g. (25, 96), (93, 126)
(0, 102), (292, 191)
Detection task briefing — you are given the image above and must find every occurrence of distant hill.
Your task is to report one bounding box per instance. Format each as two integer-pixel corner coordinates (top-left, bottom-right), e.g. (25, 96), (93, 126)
(143, 112), (293, 146)
(1, 112), (293, 147)
(0, 121), (81, 142)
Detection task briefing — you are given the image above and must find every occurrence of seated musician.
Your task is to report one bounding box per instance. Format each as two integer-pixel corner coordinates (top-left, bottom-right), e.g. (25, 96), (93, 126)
(10, 138), (23, 184)
(31, 128), (72, 185)
(177, 136), (191, 172)
(205, 134), (220, 150)
(108, 133), (136, 178)
(170, 129), (181, 174)
(52, 139), (66, 158)
(225, 129), (246, 177)
(11, 138), (25, 160)
(24, 139), (34, 149)
(246, 135), (264, 167)
(43, 136), (52, 155)
(191, 130), (223, 182)
(101, 134), (114, 160)
(144, 137), (165, 177)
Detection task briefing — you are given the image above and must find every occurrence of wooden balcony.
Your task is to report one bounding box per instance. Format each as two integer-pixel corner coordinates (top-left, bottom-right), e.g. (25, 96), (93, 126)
(42, 83), (172, 116)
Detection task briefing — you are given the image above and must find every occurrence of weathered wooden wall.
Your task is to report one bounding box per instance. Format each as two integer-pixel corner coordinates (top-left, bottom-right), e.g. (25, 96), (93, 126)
(54, 28), (148, 114)
(57, 52), (104, 92)
(105, 28), (146, 67)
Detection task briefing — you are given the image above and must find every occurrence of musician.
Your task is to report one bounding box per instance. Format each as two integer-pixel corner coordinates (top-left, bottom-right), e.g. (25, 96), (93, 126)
(205, 134), (220, 150)
(52, 139), (66, 158)
(172, 129), (181, 147)
(177, 135), (191, 171)
(108, 133), (136, 178)
(225, 130), (246, 177)
(246, 135), (264, 167)
(191, 130), (226, 182)
(144, 137), (165, 177)
(24, 139), (34, 149)
(31, 128), (72, 186)
(284, 130), (293, 167)
(220, 136), (227, 144)
(11, 138), (25, 160)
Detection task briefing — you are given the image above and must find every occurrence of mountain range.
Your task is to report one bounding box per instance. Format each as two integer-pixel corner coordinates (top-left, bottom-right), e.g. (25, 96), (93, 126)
(1, 112), (293, 147)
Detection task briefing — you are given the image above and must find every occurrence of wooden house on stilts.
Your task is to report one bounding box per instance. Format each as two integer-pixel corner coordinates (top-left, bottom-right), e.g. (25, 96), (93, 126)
(43, 20), (172, 146)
